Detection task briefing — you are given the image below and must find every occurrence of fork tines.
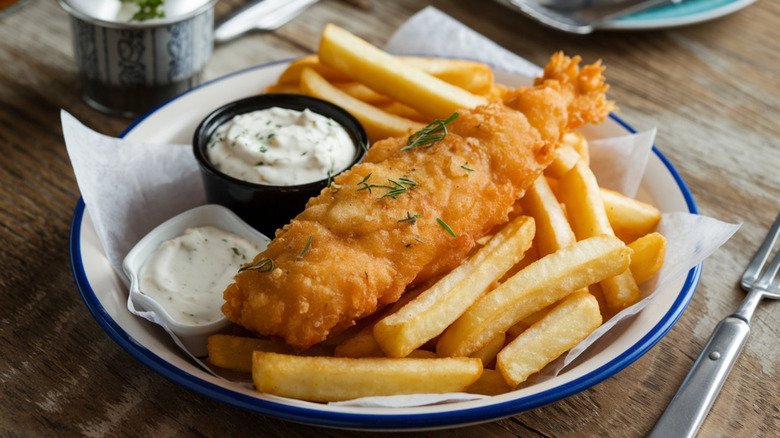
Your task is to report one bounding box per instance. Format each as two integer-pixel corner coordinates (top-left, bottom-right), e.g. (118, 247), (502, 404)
(741, 213), (780, 291)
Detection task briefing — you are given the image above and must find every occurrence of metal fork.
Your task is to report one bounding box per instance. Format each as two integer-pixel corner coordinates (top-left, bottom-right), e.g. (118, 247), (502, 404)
(214, 0), (320, 44)
(648, 212), (780, 438)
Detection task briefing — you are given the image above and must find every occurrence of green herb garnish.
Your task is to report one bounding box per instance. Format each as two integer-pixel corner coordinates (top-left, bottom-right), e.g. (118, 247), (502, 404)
(356, 173), (373, 193)
(436, 218), (456, 238)
(461, 163), (474, 172)
(398, 212), (421, 224)
(122, 0), (165, 21)
(382, 177), (417, 199)
(238, 258), (274, 273)
(357, 174), (417, 199)
(402, 112), (459, 151)
(297, 236), (313, 260)
(326, 168), (334, 187)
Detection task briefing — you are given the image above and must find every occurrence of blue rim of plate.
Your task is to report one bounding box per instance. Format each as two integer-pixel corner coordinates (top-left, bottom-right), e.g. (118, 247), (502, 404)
(68, 61), (702, 430)
(607, 0), (757, 29)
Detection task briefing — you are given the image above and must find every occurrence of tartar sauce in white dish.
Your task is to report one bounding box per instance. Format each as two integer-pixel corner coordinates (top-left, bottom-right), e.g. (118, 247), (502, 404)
(138, 226), (259, 326)
(206, 107), (356, 186)
(123, 204), (270, 357)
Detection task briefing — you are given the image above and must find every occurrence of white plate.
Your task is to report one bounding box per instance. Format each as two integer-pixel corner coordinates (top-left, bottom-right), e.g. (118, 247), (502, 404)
(69, 60), (700, 431)
(605, 0), (757, 31)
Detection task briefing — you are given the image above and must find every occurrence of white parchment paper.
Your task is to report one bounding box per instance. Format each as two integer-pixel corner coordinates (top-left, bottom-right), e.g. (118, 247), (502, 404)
(63, 7), (740, 409)
(63, 111), (204, 286)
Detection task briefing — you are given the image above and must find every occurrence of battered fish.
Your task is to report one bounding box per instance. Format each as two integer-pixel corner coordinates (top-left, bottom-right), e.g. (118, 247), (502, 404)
(222, 53), (614, 348)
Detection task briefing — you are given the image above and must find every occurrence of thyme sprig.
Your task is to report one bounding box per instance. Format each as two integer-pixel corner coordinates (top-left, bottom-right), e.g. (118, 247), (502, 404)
(461, 162), (474, 172)
(357, 174), (418, 199)
(356, 173), (373, 193)
(297, 236), (313, 260)
(326, 168), (334, 188)
(381, 178), (418, 199)
(436, 218), (456, 238)
(398, 212), (421, 224)
(402, 112), (459, 151)
(238, 258), (274, 273)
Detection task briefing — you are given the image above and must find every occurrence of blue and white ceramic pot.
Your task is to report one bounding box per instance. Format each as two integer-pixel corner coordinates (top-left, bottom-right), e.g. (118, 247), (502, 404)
(59, 0), (217, 117)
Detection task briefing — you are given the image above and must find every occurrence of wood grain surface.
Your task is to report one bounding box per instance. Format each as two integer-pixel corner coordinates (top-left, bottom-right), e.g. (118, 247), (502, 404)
(1, 0), (778, 436)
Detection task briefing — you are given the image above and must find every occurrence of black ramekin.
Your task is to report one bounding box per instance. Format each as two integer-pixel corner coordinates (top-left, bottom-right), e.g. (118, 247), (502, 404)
(193, 94), (369, 237)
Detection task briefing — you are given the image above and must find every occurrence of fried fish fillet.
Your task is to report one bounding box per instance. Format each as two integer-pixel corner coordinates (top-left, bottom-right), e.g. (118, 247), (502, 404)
(222, 54), (613, 348)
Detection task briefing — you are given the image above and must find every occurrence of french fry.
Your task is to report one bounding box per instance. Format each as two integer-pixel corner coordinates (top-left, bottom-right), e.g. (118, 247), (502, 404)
(467, 369), (512, 396)
(546, 176), (560, 198)
(333, 324), (385, 358)
(505, 324), (526, 341)
(557, 160), (613, 239)
(334, 287), (426, 358)
(564, 132), (589, 164)
(545, 144), (582, 179)
(507, 304), (555, 339)
(546, 131), (590, 179)
(278, 54), (494, 94)
(600, 187), (662, 243)
(521, 175), (575, 257)
(374, 216), (535, 358)
(334, 81), (392, 104)
(557, 160), (642, 313)
(629, 232), (666, 284)
(470, 332), (506, 367)
(264, 83), (302, 94)
(399, 56), (494, 94)
(497, 243), (538, 285)
(207, 334), (291, 373)
(436, 235), (631, 357)
(407, 349), (438, 359)
(375, 101), (429, 122)
(520, 175), (595, 323)
(318, 24), (487, 119)
(277, 54), (352, 85)
(299, 66), (425, 140)
(588, 283), (610, 318)
(252, 352), (482, 402)
(497, 291), (602, 387)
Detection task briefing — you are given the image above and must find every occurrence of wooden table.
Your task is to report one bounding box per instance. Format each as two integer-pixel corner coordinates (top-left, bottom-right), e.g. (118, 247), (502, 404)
(1, 0), (778, 436)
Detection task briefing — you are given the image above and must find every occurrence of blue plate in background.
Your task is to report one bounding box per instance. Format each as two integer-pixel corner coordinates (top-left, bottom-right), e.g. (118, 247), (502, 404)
(607, 0), (757, 30)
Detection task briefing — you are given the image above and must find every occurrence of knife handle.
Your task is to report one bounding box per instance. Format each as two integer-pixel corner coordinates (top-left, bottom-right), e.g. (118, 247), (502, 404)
(647, 316), (750, 438)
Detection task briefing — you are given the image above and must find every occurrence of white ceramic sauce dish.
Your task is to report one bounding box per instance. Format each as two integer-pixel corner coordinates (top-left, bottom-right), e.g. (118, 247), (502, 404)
(123, 204), (270, 357)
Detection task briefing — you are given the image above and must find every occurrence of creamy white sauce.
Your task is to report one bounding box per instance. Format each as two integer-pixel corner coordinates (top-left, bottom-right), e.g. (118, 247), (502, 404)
(69, 0), (208, 23)
(206, 107), (356, 186)
(138, 226), (260, 326)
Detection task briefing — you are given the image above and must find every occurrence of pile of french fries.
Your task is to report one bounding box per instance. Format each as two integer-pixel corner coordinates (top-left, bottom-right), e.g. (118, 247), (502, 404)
(265, 24), (505, 141)
(206, 24), (667, 402)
